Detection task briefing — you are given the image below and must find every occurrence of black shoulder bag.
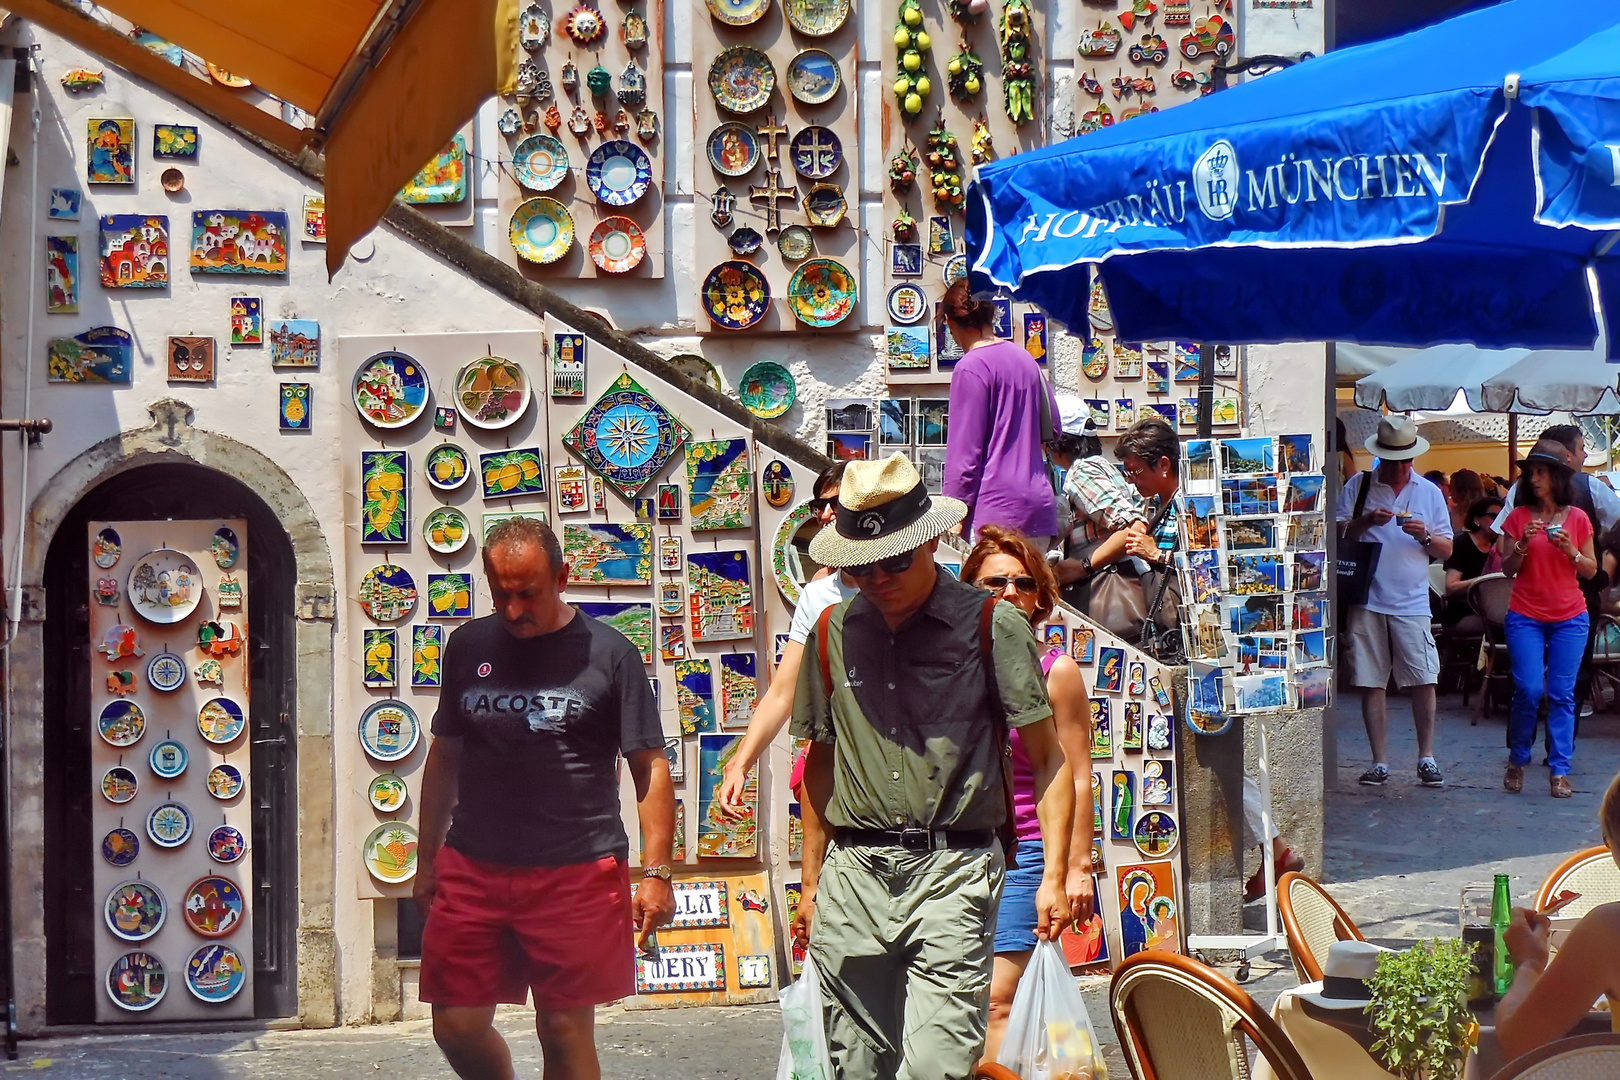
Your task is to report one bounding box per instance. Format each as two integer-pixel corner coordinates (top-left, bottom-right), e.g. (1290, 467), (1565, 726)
(1336, 471), (1382, 612)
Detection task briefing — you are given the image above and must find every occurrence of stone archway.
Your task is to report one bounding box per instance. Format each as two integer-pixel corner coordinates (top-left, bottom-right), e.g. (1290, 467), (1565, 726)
(7, 399), (337, 1031)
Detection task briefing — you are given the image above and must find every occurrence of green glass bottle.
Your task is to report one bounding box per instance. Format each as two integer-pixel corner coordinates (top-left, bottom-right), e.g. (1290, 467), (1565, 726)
(1491, 873), (1514, 997)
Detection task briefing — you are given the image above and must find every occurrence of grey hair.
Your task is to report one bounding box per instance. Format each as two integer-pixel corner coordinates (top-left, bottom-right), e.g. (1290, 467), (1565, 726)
(483, 515), (564, 574)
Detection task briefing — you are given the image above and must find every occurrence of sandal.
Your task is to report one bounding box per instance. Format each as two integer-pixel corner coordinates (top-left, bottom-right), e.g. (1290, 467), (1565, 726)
(1244, 848), (1306, 902)
(1504, 765), (1524, 793)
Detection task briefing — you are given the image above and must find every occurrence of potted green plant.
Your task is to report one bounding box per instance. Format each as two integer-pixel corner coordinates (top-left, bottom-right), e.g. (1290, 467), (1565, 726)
(1366, 939), (1480, 1080)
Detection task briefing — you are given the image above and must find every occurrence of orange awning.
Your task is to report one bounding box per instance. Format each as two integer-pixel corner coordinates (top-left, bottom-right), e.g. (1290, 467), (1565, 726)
(9, 0), (516, 275)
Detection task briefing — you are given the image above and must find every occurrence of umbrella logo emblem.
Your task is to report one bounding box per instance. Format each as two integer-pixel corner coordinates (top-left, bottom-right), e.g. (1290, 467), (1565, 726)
(1193, 139), (1238, 222)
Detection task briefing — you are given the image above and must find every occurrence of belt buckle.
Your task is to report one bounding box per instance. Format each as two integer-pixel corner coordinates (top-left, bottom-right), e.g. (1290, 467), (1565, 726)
(897, 828), (931, 851)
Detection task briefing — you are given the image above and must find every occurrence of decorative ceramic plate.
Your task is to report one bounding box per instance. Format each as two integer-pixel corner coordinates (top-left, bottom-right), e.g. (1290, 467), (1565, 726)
(103, 827), (141, 866)
(589, 216), (647, 273)
(107, 951), (167, 1012)
(424, 444), (471, 491)
(887, 283), (928, 324)
(586, 141), (653, 206)
(105, 879), (166, 941)
(185, 942), (247, 1003)
(944, 254), (968, 285)
(146, 650), (187, 693)
(772, 501), (817, 605)
(737, 361), (797, 419)
(98, 700), (146, 748)
(198, 696), (246, 744)
(512, 134), (569, 191)
(702, 260), (771, 330)
(785, 0), (850, 34)
(454, 355), (530, 430)
(777, 225), (814, 261)
(183, 876), (245, 938)
(706, 122), (762, 177)
(364, 821), (420, 883)
(207, 764), (244, 800)
(728, 226), (764, 255)
(212, 526), (239, 569)
(207, 825), (246, 864)
(93, 526), (122, 568)
(149, 739), (189, 779)
(509, 197), (575, 263)
(359, 699), (421, 762)
(423, 506), (472, 555)
(787, 258), (857, 327)
(518, 4), (551, 50)
(125, 548), (203, 624)
(353, 351), (430, 429)
(146, 800), (194, 848)
(669, 354), (723, 392)
(368, 773), (409, 813)
(206, 63), (251, 88)
(358, 564), (418, 622)
(102, 766), (138, 804)
(1133, 810), (1180, 858)
(705, 0), (769, 25)
(708, 46), (776, 114)
(786, 50), (840, 105)
(790, 126), (842, 180)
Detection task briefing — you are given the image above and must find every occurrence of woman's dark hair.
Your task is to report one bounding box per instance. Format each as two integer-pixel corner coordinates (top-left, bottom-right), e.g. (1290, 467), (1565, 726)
(1449, 468), (1485, 509)
(960, 524), (1059, 626)
(813, 461), (847, 500)
(940, 277), (997, 330)
(1424, 469), (1448, 487)
(1516, 460), (1573, 509)
(1464, 496), (1503, 531)
(1114, 417), (1180, 472)
(1600, 522), (1620, 562)
(1054, 431), (1102, 460)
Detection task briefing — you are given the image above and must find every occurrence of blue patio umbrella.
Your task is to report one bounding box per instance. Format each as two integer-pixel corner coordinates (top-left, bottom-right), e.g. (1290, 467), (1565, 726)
(965, 0), (1620, 356)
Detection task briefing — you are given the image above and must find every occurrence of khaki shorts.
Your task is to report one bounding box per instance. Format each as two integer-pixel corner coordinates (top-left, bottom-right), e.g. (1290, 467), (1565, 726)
(1345, 606), (1439, 689)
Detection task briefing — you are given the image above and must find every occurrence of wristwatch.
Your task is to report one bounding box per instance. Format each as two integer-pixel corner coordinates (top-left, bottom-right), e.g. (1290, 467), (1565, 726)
(1077, 554), (1094, 579)
(1420, 535), (1432, 549)
(643, 864), (673, 881)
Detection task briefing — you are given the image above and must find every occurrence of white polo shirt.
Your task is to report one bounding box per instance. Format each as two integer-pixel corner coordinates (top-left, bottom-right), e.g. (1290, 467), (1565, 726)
(1336, 471), (1453, 618)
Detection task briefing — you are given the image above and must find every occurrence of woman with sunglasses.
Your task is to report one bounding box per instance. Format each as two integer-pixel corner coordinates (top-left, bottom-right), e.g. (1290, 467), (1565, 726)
(716, 463), (849, 814)
(961, 525), (1095, 1063)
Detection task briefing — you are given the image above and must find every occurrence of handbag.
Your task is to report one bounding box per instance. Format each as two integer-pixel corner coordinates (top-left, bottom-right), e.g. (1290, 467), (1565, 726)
(1336, 471), (1382, 608)
(1063, 499), (1181, 647)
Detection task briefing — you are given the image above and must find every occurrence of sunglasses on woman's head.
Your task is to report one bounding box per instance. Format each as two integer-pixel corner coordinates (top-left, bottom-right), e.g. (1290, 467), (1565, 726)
(976, 575), (1038, 594)
(845, 551), (917, 578)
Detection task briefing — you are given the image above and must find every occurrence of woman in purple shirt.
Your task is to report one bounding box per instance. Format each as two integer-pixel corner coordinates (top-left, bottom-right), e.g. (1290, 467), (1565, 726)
(941, 278), (1061, 545)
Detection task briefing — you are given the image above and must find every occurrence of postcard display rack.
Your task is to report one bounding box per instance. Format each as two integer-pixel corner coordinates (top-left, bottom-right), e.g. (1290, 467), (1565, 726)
(88, 519), (256, 1021)
(493, 1), (667, 279)
(692, 0), (862, 332)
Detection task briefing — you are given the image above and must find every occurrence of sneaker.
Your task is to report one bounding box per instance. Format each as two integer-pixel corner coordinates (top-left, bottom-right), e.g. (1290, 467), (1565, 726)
(1418, 760), (1445, 787)
(1581, 702), (1595, 718)
(1358, 764), (1389, 786)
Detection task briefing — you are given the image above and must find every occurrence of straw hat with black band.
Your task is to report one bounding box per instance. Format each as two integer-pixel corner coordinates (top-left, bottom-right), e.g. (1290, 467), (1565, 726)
(808, 454), (968, 569)
(1364, 414), (1429, 462)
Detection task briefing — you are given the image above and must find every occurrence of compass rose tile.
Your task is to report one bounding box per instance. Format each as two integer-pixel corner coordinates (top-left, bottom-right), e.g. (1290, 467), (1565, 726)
(562, 371), (693, 501)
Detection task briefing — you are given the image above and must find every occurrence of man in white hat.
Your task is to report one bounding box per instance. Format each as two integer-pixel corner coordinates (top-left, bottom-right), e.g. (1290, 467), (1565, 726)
(789, 453), (1074, 1080)
(1338, 415), (1454, 787)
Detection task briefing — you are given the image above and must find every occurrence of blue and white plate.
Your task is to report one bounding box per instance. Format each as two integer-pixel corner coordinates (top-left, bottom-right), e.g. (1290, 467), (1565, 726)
(149, 739), (189, 779)
(585, 141), (653, 206)
(359, 699), (422, 763)
(146, 800), (194, 848)
(146, 649), (186, 692)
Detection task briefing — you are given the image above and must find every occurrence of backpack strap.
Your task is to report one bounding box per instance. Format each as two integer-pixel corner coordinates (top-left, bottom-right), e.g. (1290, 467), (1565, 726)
(818, 603), (836, 698)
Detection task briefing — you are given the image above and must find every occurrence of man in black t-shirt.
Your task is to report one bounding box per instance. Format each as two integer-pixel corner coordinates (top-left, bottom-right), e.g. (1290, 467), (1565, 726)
(417, 517), (674, 1080)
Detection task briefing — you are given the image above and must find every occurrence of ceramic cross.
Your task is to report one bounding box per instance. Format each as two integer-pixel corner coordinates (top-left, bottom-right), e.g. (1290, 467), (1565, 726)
(749, 169), (797, 235)
(756, 113), (789, 162)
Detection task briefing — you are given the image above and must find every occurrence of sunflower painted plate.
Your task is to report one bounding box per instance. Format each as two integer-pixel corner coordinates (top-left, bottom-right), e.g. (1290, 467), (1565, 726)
(707, 122), (762, 177)
(708, 46), (776, 114)
(423, 506), (472, 555)
(364, 821), (420, 883)
(738, 361), (797, 419)
(787, 258), (857, 327)
(512, 134), (569, 191)
(353, 351), (430, 429)
(705, 0), (769, 25)
(785, 0), (849, 34)
(702, 261), (771, 330)
(424, 444), (471, 491)
(786, 50), (840, 105)
(509, 197), (575, 264)
(589, 216), (647, 273)
(454, 355), (530, 430)
(586, 140), (653, 206)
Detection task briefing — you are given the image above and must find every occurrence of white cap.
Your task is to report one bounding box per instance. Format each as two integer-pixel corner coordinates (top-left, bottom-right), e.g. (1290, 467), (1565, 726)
(1055, 393), (1095, 437)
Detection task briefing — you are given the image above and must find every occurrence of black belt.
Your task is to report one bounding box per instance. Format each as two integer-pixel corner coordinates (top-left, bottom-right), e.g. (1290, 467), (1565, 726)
(838, 827), (995, 852)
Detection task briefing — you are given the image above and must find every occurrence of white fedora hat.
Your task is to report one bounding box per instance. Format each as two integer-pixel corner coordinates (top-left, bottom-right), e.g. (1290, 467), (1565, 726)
(1365, 414), (1429, 461)
(808, 453), (967, 569)
(1296, 940), (1393, 1010)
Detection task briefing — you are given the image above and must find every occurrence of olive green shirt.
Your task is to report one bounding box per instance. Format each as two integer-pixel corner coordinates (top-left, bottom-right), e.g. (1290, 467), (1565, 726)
(791, 570), (1053, 832)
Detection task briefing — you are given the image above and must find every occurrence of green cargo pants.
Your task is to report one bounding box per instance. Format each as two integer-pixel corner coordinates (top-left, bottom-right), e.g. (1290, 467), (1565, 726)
(809, 839), (1005, 1080)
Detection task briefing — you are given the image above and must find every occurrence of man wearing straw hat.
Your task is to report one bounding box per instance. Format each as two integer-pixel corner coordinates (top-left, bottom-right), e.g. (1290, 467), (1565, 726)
(788, 453), (1074, 1079)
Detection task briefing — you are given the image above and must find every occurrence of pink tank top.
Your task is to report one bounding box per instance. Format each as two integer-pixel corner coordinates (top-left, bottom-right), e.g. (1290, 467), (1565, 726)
(1007, 647), (1063, 847)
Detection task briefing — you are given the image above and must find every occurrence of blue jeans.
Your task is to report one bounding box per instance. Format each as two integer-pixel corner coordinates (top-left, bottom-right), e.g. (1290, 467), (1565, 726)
(1505, 609), (1589, 776)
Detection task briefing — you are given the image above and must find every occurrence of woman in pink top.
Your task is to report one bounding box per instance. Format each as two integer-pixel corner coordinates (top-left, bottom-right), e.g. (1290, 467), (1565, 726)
(1497, 440), (1600, 798)
(962, 525), (1094, 1063)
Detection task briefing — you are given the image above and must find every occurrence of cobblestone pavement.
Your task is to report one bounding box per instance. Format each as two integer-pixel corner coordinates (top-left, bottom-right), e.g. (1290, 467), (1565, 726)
(9, 689), (1615, 1078)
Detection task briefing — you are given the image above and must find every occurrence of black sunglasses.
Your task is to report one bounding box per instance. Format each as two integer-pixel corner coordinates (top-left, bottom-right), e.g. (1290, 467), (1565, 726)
(976, 575), (1038, 594)
(845, 550), (918, 578)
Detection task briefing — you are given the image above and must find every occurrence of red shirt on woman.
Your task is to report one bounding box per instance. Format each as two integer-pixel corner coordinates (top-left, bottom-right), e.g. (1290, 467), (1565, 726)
(1502, 505), (1592, 622)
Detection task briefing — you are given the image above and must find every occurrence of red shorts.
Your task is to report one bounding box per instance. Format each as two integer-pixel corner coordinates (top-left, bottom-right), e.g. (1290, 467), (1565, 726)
(419, 846), (635, 1010)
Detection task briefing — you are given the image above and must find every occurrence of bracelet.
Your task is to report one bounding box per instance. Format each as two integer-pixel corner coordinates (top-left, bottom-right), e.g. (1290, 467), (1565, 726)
(1514, 542), (1529, 555)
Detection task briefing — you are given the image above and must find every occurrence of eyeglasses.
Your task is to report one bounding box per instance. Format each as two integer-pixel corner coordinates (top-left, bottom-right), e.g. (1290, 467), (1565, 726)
(809, 497), (834, 512)
(845, 551), (917, 578)
(976, 575), (1038, 594)
(1121, 461), (1151, 480)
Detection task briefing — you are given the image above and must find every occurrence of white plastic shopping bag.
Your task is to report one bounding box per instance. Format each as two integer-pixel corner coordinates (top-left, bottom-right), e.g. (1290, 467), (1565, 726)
(996, 939), (1108, 1080)
(776, 954), (835, 1080)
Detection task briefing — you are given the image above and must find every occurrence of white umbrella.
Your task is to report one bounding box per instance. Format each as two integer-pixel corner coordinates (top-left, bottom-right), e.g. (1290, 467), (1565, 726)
(1349, 343), (1528, 412)
(1478, 346), (1620, 415)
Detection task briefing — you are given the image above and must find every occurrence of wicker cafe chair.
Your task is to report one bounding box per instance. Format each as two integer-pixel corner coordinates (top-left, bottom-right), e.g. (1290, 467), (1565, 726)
(1277, 871), (1366, 983)
(1535, 846), (1620, 922)
(1469, 574), (1515, 722)
(1110, 951), (1313, 1080)
(1490, 1033), (1620, 1080)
